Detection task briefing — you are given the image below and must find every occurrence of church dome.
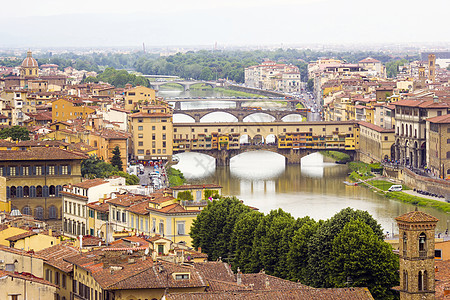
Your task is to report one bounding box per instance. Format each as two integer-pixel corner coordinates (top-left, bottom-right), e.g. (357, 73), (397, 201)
(21, 50), (38, 68)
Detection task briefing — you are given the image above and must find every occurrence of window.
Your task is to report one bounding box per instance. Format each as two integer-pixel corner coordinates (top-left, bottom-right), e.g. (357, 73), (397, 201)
(175, 274), (190, 280)
(177, 221), (185, 235)
(138, 149), (144, 154)
(138, 126), (143, 131)
(55, 271), (60, 286)
(384, 136), (388, 141)
(48, 165), (55, 175)
(138, 141), (143, 146)
(419, 233), (426, 257)
(61, 165), (68, 175)
(138, 134), (143, 138)
(112, 208), (116, 220)
(10, 167), (16, 176)
(23, 166), (29, 176)
(122, 212), (126, 223)
(402, 232), (407, 256)
(162, 134), (166, 140)
(152, 133), (156, 140)
(138, 118), (143, 123)
(159, 221), (164, 235)
(435, 249), (442, 259)
(36, 166), (42, 175)
(152, 218), (156, 232)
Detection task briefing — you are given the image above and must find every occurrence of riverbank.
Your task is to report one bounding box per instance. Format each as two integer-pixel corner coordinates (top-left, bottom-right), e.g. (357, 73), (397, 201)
(359, 176), (450, 213)
(320, 151), (350, 163)
(190, 85), (267, 98)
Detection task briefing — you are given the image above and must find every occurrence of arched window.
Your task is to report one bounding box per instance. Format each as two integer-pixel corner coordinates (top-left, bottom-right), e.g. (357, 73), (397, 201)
(10, 186), (16, 198)
(36, 185), (43, 197)
(423, 270), (428, 291)
(23, 186), (30, 197)
(35, 207), (44, 220)
(418, 271), (423, 291)
(402, 232), (407, 256)
(409, 125), (412, 137)
(48, 206), (57, 219)
(419, 233), (426, 257)
(49, 185), (56, 197)
(22, 206), (32, 216)
(403, 270), (408, 290)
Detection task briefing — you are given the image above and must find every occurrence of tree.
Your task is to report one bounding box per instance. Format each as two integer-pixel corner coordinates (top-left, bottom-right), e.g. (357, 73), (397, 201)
(306, 78), (314, 92)
(329, 219), (399, 300)
(81, 155), (115, 178)
(190, 197), (251, 261)
(111, 146), (123, 171)
(110, 171), (139, 185)
(231, 210), (264, 272)
(306, 207), (383, 287)
(0, 126), (30, 141)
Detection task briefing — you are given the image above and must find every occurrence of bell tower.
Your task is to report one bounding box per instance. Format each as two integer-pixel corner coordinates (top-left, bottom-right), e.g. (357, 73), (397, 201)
(396, 209), (438, 300)
(428, 54), (436, 83)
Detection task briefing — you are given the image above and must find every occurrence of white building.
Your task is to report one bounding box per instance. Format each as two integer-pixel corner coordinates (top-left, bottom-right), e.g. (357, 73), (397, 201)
(62, 177), (126, 238)
(245, 61), (301, 92)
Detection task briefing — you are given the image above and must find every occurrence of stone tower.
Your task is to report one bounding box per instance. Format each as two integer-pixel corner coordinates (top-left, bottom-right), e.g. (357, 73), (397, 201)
(418, 64), (426, 88)
(428, 54), (436, 83)
(396, 210), (438, 300)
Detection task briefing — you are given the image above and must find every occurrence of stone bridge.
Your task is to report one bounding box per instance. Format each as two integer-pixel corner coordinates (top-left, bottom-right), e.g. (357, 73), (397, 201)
(173, 108), (307, 122)
(169, 98), (302, 110)
(148, 80), (217, 91)
(175, 145), (356, 166)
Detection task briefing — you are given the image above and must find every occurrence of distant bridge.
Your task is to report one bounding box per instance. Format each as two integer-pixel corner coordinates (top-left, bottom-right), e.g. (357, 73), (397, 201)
(173, 108), (307, 122)
(169, 98), (302, 110)
(146, 80), (218, 91)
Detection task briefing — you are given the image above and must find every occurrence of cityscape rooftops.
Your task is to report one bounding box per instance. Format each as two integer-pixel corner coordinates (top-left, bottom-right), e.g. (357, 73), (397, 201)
(0, 147), (87, 161)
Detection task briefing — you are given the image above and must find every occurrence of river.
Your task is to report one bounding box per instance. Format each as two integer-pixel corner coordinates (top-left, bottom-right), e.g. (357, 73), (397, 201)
(160, 87), (450, 234)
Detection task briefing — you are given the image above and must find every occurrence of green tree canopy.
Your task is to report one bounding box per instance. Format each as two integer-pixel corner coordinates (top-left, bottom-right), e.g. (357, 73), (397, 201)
(190, 196), (251, 261)
(329, 219), (399, 300)
(81, 155), (137, 185)
(111, 146), (123, 171)
(0, 126), (30, 141)
(306, 207), (383, 287)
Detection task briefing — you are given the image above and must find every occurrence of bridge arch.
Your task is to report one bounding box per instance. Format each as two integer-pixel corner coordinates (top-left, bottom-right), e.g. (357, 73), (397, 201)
(243, 112), (276, 122)
(281, 114), (305, 122)
(173, 113), (195, 123)
(190, 82), (216, 89)
(200, 111), (238, 123)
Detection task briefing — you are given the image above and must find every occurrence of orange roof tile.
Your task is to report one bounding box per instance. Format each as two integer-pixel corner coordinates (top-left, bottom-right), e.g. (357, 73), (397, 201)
(395, 211), (439, 223)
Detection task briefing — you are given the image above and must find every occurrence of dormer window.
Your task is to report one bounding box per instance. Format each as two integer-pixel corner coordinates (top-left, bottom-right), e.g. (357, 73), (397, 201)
(174, 273), (190, 280)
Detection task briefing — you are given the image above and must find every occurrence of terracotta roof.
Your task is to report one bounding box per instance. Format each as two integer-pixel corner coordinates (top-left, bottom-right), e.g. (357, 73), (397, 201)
(395, 211), (439, 223)
(0, 244), (46, 259)
(427, 114), (450, 124)
(192, 262), (235, 283)
(0, 270), (57, 288)
(87, 201), (110, 212)
(165, 288), (374, 299)
(359, 57), (381, 63)
(435, 259), (450, 300)
(0, 147), (87, 161)
(239, 272), (310, 291)
(36, 244), (79, 273)
(5, 230), (38, 241)
(171, 184), (222, 190)
(393, 99), (449, 109)
(73, 178), (108, 189)
(358, 121), (395, 133)
(107, 194), (148, 207)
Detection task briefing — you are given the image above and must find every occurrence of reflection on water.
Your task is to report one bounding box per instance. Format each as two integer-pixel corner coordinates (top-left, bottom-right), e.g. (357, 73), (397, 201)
(174, 151), (450, 233)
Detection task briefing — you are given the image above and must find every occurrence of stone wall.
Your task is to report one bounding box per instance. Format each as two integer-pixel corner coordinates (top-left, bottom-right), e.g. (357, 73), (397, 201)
(402, 168), (450, 198)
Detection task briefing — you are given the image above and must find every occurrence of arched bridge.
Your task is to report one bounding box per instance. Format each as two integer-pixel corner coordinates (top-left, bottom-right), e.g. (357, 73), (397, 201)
(173, 108), (307, 122)
(147, 80), (217, 91)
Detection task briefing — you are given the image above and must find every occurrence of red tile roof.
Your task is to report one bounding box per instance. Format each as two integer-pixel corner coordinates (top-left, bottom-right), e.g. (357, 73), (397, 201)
(427, 114), (450, 124)
(73, 178), (108, 189)
(395, 211), (439, 223)
(165, 287), (374, 299)
(359, 121), (395, 133)
(5, 230), (38, 241)
(36, 244), (79, 273)
(0, 270), (57, 288)
(0, 147), (87, 161)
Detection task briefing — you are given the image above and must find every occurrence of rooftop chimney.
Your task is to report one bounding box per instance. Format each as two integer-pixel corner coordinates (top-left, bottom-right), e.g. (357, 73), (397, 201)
(237, 268), (242, 285)
(433, 95), (439, 103)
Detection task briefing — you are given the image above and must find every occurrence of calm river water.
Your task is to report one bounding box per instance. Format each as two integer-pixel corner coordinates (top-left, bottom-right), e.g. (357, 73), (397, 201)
(161, 87), (450, 234)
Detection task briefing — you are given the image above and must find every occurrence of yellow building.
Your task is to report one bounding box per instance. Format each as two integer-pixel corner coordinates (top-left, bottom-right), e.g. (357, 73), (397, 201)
(0, 147), (86, 220)
(359, 121), (395, 163)
(170, 184), (222, 202)
(5, 228), (60, 252)
(37, 243), (78, 300)
(90, 129), (129, 167)
(426, 115), (450, 179)
(0, 270), (57, 299)
(107, 192), (201, 247)
(52, 98), (96, 122)
(0, 176), (11, 212)
(124, 85), (156, 111)
(129, 107), (173, 162)
(19, 51), (39, 78)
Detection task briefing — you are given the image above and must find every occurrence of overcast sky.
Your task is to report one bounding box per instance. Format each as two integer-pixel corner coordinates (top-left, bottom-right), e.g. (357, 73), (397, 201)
(0, 0), (449, 48)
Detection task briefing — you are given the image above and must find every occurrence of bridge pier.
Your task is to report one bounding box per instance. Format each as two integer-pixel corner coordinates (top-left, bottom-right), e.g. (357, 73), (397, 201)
(215, 150), (230, 166)
(235, 101), (242, 109)
(174, 102), (181, 110)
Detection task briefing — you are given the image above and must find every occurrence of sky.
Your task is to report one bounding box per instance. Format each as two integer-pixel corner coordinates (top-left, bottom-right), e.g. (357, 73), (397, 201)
(0, 0), (449, 48)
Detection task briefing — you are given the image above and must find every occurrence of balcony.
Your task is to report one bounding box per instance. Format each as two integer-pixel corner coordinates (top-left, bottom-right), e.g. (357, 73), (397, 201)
(419, 250), (427, 258)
